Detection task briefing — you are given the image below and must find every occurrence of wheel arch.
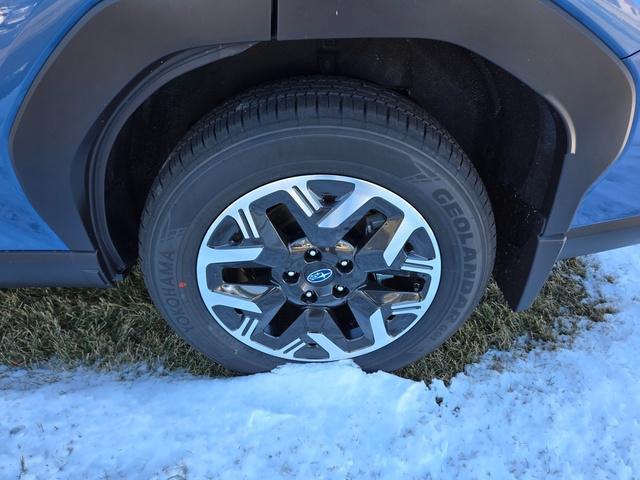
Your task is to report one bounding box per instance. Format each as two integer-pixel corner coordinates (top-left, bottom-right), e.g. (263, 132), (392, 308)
(9, 0), (634, 309)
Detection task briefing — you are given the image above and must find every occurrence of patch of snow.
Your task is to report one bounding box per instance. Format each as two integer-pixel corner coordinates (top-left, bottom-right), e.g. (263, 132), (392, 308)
(1, 246), (640, 479)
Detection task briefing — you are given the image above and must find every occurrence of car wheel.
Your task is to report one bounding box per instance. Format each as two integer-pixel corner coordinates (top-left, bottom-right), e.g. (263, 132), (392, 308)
(140, 77), (495, 373)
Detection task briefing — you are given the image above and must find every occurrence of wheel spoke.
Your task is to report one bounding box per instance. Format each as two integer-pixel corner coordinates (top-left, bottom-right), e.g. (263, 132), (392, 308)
(210, 308), (309, 359)
(382, 212), (426, 266)
(347, 290), (393, 344)
(253, 286), (288, 331)
(369, 309), (393, 344)
(199, 245), (264, 266)
(360, 288), (422, 306)
(401, 254), (439, 275)
(355, 218), (402, 271)
(200, 288), (262, 314)
(277, 337), (308, 356)
(199, 266), (275, 315)
(360, 270), (427, 313)
(236, 316), (260, 339)
(251, 210), (292, 268)
(358, 212), (439, 280)
(285, 180), (323, 217)
(318, 182), (372, 229)
(306, 332), (348, 358)
(228, 207), (260, 239)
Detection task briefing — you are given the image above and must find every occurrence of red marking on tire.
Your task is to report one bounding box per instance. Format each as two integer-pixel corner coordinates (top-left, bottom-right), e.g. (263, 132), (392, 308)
(178, 281), (187, 289)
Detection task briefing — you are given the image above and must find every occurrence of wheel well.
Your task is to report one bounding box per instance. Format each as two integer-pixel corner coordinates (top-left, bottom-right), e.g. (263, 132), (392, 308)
(105, 38), (567, 284)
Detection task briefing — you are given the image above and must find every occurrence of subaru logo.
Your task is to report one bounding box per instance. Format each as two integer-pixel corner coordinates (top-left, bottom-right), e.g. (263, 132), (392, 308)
(307, 268), (333, 284)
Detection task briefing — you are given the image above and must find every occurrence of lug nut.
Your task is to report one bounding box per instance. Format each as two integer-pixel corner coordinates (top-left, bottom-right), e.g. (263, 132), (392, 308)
(283, 271), (299, 283)
(305, 248), (322, 262)
(337, 259), (353, 273)
(333, 285), (349, 297)
(302, 290), (318, 303)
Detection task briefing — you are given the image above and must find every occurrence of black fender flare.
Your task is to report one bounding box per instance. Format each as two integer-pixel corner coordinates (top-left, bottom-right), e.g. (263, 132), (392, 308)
(10, 0), (634, 307)
(276, 0), (636, 307)
(11, 0), (271, 253)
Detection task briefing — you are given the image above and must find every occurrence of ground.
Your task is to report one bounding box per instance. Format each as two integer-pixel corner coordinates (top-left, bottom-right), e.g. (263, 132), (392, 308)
(1, 246), (639, 479)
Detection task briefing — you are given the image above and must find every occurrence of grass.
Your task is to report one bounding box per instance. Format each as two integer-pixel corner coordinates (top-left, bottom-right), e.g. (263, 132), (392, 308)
(398, 259), (611, 381)
(0, 259), (610, 383)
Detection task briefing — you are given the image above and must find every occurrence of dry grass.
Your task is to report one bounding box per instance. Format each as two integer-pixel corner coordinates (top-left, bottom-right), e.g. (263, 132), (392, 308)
(0, 259), (610, 383)
(398, 259), (611, 381)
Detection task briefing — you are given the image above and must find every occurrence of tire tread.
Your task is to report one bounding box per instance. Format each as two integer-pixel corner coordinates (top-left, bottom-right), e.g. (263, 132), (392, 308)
(139, 76), (496, 371)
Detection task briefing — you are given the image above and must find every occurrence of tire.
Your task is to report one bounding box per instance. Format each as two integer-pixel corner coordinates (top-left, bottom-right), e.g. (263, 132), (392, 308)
(140, 76), (495, 373)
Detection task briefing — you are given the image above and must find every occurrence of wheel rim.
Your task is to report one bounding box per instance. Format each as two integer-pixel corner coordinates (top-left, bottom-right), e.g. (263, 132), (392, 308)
(196, 175), (442, 362)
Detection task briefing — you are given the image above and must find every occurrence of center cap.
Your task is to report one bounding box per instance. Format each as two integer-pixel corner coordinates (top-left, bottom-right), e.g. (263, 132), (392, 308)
(306, 267), (334, 285)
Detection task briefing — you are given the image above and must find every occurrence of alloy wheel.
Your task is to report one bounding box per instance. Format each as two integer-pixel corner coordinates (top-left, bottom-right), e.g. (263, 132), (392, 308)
(196, 175), (442, 361)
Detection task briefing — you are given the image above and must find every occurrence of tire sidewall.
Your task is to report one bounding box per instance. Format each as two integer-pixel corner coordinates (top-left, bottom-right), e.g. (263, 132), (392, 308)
(143, 122), (492, 373)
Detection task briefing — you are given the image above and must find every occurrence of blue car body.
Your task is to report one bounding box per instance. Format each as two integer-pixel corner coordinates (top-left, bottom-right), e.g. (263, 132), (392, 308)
(1, 0), (97, 249)
(556, 0), (640, 227)
(0, 0), (639, 311)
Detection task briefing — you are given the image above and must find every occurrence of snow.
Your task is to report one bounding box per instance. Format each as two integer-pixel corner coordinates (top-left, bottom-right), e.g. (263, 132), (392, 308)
(2, 246), (640, 479)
